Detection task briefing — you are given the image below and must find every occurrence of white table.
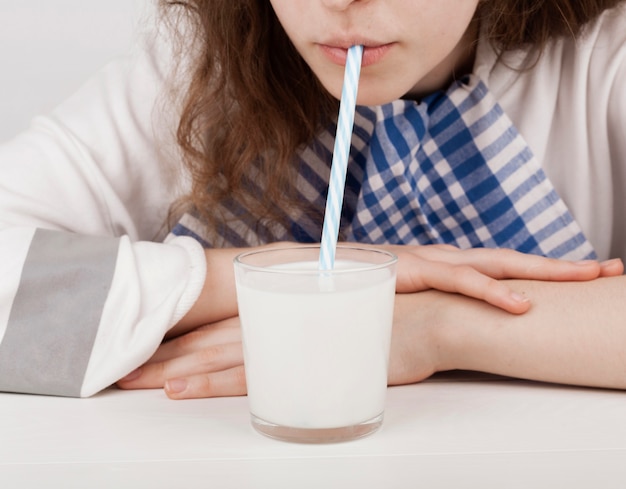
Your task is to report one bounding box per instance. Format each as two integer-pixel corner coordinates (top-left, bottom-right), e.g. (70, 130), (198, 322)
(2, 373), (626, 488)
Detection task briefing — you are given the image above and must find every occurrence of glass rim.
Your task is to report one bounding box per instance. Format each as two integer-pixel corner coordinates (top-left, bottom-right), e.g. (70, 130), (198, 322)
(233, 244), (398, 275)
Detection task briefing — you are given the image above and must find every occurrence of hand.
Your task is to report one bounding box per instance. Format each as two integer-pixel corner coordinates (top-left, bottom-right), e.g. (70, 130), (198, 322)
(377, 244), (623, 314)
(117, 316), (247, 399)
(118, 291), (457, 398)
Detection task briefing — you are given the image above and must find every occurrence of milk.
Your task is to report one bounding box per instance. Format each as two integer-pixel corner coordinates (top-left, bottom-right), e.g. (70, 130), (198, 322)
(236, 259), (396, 430)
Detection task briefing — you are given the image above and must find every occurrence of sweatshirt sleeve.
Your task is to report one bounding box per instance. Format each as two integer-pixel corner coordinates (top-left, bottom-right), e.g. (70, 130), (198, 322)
(0, 23), (205, 397)
(0, 229), (206, 398)
(605, 13), (626, 175)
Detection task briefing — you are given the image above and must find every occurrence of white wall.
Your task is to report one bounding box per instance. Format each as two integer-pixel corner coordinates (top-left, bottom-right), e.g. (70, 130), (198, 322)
(0, 0), (148, 141)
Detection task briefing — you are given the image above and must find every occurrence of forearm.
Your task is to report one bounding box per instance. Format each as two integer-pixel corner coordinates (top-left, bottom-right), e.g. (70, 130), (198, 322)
(173, 242), (622, 339)
(437, 275), (626, 389)
(170, 242), (293, 338)
(169, 247), (242, 337)
(123, 247), (623, 399)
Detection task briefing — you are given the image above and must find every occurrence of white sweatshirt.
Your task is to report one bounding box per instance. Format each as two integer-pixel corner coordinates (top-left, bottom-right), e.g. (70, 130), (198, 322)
(0, 7), (625, 397)
(0, 27), (206, 396)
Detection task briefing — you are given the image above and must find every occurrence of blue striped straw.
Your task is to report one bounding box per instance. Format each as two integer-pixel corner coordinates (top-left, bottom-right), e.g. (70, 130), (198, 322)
(318, 44), (363, 270)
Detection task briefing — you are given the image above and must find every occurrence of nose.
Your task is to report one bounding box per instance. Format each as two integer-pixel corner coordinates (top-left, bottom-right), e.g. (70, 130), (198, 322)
(321, 0), (362, 11)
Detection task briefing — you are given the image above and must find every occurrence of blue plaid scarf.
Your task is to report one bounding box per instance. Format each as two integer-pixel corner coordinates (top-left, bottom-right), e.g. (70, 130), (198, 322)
(170, 75), (596, 260)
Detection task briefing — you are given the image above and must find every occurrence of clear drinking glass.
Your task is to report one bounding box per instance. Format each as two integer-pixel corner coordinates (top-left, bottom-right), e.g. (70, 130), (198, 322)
(234, 245), (397, 443)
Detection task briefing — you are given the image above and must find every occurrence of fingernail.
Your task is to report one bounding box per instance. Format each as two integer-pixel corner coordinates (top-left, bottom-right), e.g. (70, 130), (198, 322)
(601, 258), (622, 267)
(510, 292), (529, 304)
(120, 368), (142, 382)
(165, 378), (187, 394)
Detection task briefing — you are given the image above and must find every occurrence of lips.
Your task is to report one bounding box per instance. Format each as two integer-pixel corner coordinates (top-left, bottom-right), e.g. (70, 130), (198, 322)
(319, 43), (394, 67)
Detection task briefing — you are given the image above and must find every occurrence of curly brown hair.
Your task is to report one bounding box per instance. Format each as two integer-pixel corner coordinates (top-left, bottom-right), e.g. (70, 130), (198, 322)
(160, 0), (625, 244)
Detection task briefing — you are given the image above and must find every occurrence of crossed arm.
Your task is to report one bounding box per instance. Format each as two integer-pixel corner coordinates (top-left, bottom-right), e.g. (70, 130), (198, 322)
(117, 243), (625, 398)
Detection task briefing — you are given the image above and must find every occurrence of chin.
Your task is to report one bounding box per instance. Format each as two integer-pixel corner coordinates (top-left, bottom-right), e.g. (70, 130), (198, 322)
(355, 86), (406, 107)
(317, 74), (407, 107)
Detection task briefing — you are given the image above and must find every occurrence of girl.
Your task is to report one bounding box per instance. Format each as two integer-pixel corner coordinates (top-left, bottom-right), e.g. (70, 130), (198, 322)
(0, 0), (624, 398)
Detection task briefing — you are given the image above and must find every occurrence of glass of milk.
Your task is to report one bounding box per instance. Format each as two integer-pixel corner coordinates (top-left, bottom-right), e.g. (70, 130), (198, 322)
(234, 245), (397, 443)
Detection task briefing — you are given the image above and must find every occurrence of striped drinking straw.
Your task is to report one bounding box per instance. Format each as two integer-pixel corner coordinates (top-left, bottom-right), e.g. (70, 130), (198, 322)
(318, 44), (364, 271)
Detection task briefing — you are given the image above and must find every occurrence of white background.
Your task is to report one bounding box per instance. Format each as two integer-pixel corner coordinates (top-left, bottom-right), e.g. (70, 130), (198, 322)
(0, 0), (148, 142)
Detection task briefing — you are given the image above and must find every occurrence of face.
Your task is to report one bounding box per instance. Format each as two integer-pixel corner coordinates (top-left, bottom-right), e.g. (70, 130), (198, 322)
(269, 0), (480, 105)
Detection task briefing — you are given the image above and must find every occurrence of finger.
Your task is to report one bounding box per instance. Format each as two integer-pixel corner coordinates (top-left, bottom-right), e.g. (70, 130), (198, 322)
(149, 318), (241, 364)
(428, 248), (600, 280)
(164, 365), (248, 399)
(490, 252), (604, 282)
(405, 260), (531, 314)
(600, 258), (624, 277)
(399, 247), (606, 284)
(117, 341), (244, 390)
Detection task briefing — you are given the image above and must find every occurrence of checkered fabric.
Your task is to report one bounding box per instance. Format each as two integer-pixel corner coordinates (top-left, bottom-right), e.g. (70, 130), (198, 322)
(169, 75), (596, 260)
